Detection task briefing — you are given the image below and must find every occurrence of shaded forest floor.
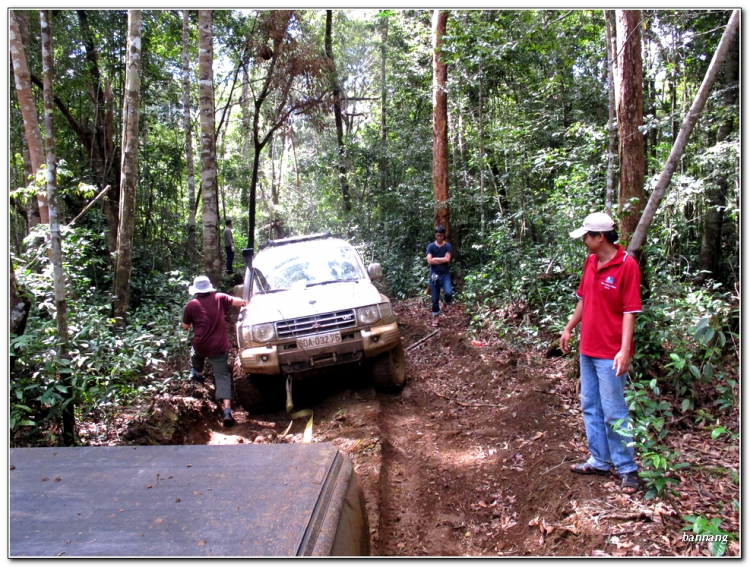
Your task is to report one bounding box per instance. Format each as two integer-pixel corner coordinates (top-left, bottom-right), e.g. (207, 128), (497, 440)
(94, 298), (739, 557)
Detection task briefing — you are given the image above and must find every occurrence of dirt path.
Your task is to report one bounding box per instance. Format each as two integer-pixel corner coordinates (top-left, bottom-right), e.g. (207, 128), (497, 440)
(159, 298), (738, 557)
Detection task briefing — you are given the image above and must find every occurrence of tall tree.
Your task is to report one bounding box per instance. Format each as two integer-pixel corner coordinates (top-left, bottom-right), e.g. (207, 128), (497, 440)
(697, 31), (738, 277)
(325, 10), (351, 212)
(432, 10), (450, 234)
(379, 10), (388, 196)
(10, 9), (48, 225)
(113, 10), (143, 325)
(603, 10), (617, 217)
(614, 10), (646, 247)
(628, 10), (740, 254)
(182, 10), (198, 260)
(76, 10), (120, 252)
(40, 9), (73, 445)
(198, 10), (222, 284)
(11, 10), (40, 228)
(244, 10), (333, 252)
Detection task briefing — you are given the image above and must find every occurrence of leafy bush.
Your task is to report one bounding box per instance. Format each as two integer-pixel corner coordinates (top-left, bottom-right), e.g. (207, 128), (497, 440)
(12, 227), (192, 446)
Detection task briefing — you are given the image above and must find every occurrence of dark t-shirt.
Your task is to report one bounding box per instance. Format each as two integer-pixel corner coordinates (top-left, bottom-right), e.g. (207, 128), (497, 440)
(183, 292), (234, 356)
(426, 241), (452, 275)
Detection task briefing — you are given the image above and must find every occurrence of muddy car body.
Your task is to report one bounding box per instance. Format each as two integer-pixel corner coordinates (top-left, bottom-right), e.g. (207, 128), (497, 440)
(235, 233), (405, 411)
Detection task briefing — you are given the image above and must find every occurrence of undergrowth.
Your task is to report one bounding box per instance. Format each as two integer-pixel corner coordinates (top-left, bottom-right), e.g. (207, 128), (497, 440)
(11, 224), (193, 447)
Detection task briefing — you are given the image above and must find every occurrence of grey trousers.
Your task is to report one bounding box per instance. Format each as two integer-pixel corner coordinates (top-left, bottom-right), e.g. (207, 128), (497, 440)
(191, 348), (232, 402)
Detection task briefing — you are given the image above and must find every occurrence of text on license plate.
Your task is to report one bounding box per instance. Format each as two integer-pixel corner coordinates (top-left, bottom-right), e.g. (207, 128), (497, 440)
(298, 331), (342, 349)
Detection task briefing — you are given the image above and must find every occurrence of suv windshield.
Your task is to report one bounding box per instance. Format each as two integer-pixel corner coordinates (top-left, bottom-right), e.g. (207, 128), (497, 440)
(251, 241), (366, 294)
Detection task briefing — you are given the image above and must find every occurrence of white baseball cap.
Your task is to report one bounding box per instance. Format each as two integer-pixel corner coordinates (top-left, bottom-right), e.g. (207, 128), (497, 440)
(188, 275), (216, 295)
(569, 212), (615, 238)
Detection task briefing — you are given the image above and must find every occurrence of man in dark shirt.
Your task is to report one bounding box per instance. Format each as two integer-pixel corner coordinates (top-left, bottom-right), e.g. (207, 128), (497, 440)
(183, 275), (245, 426)
(426, 226), (453, 327)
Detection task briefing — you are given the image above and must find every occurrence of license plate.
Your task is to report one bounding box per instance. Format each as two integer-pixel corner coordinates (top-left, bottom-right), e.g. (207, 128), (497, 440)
(297, 331), (342, 350)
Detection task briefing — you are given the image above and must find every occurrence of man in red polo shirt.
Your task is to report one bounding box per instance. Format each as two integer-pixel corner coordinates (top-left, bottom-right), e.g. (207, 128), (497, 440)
(560, 212), (642, 494)
(183, 276), (245, 427)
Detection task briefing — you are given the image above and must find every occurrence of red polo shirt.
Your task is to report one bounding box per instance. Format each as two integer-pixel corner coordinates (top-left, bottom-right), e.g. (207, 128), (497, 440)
(576, 244), (642, 359)
(183, 292), (234, 357)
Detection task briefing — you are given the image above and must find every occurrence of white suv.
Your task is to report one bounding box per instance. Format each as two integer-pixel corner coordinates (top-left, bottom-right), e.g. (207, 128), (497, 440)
(235, 233), (405, 412)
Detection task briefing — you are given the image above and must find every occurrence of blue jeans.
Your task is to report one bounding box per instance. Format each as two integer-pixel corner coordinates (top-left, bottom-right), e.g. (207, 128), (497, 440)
(430, 272), (452, 316)
(225, 246), (234, 274)
(579, 354), (637, 475)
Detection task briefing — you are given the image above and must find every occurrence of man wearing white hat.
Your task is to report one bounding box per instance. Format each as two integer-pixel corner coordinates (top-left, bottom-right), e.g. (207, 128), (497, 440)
(182, 276), (246, 426)
(560, 212), (642, 494)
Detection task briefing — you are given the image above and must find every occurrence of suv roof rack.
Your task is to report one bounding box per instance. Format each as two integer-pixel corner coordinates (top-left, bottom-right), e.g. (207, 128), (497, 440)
(262, 231), (340, 249)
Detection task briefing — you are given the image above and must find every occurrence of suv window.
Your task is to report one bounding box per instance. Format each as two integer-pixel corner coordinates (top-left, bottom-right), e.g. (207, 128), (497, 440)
(252, 241), (366, 294)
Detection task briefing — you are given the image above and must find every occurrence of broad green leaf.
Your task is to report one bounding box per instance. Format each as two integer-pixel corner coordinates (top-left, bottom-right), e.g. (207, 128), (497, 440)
(711, 541), (727, 557)
(702, 328), (715, 344)
(694, 317), (709, 336)
(703, 363), (714, 380)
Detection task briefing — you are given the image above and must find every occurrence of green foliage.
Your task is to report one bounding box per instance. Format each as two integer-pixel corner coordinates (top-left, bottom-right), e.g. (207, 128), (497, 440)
(619, 388), (688, 500)
(682, 514), (734, 556)
(12, 225), (192, 446)
(631, 270), (738, 410)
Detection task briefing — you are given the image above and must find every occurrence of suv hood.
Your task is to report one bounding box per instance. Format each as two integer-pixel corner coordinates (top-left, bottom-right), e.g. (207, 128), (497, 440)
(242, 280), (384, 324)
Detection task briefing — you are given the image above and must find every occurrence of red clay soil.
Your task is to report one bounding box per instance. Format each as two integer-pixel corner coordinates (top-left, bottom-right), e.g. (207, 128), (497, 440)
(125, 298), (740, 557)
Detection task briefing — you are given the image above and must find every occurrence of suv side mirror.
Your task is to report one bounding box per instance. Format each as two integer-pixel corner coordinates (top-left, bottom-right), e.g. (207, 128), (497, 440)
(367, 263), (383, 281)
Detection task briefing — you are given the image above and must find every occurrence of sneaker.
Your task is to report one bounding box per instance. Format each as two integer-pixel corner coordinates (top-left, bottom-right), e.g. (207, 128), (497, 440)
(223, 408), (235, 427)
(190, 369), (205, 384)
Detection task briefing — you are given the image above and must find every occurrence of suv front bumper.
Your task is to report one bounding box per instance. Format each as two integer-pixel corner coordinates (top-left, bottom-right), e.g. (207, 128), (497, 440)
(238, 322), (401, 375)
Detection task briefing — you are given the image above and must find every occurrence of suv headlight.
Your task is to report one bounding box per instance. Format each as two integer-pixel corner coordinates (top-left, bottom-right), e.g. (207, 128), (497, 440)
(251, 323), (276, 343)
(378, 301), (395, 323)
(357, 305), (380, 325)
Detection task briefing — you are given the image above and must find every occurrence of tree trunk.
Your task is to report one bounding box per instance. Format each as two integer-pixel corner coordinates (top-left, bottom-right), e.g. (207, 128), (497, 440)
(77, 10), (120, 253)
(604, 10), (617, 217)
(247, 12), (289, 252)
(697, 31), (738, 278)
(628, 10), (739, 254)
(288, 124), (301, 191)
(432, 10), (450, 235)
(113, 10), (143, 326)
(183, 10), (198, 263)
(379, 11), (388, 196)
(198, 10), (222, 285)
(12, 10), (40, 230)
(41, 9), (74, 446)
(615, 10), (646, 248)
(10, 9), (49, 225)
(477, 71), (485, 235)
(240, 67), (251, 212)
(325, 10), (351, 213)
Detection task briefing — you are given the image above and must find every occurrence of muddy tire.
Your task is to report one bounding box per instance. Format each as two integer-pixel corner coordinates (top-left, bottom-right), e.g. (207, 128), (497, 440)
(372, 343), (406, 392)
(234, 374), (271, 413)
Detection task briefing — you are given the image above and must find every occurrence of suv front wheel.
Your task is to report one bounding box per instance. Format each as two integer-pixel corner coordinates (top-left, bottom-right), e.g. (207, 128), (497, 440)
(234, 374), (271, 413)
(371, 343), (406, 392)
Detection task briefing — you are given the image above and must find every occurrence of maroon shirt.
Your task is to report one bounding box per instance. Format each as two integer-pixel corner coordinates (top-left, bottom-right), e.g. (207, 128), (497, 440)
(183, 292), (234, 356)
